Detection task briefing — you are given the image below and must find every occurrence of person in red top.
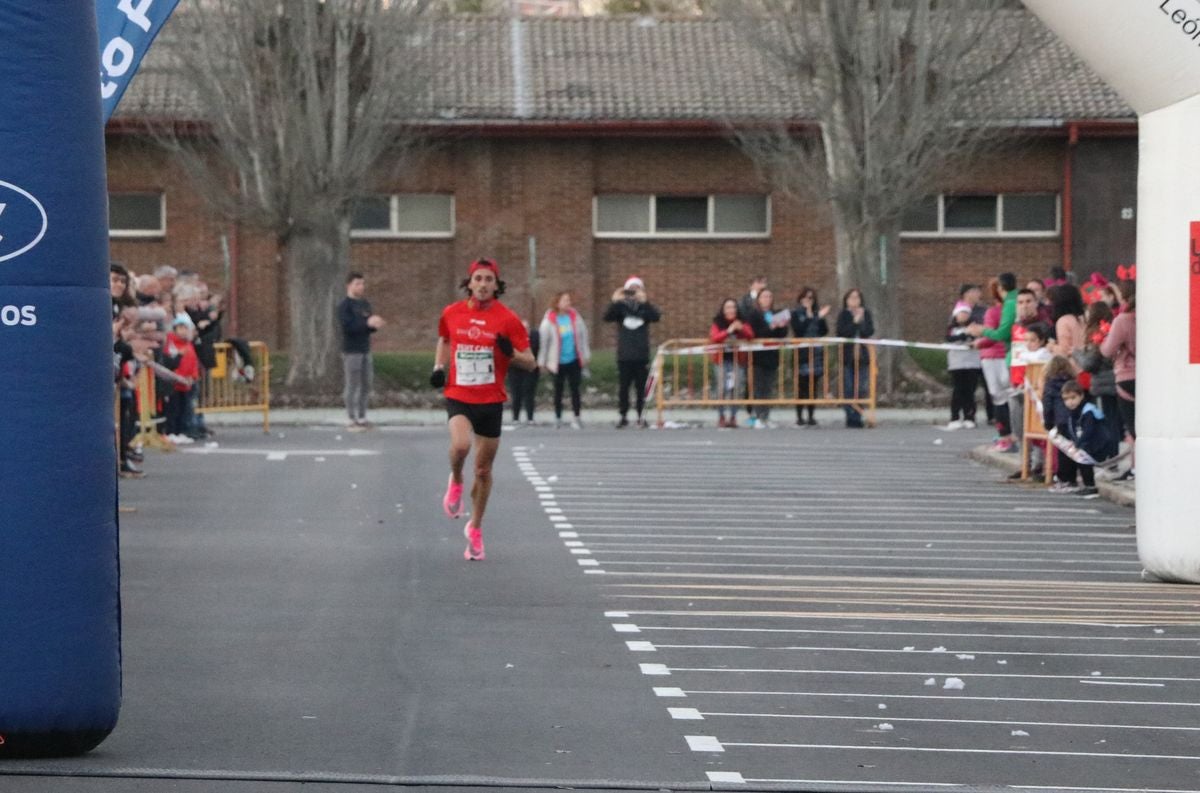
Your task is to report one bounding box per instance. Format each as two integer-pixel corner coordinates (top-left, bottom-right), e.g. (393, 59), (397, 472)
(430, 258), (535, 561)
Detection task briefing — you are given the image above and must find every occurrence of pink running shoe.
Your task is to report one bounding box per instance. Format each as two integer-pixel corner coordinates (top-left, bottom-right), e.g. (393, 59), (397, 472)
(443, 475), (464, 518)
(463, 522), (485, 561)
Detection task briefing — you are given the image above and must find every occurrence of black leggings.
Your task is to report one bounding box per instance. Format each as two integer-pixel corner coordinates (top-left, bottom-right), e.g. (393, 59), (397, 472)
(617, 359), (649, 418)
(1056, 451), (1095, 487)
(553, 360), (582, 419)
(507, 368), (539, 421)
(949, 369), (980, 421)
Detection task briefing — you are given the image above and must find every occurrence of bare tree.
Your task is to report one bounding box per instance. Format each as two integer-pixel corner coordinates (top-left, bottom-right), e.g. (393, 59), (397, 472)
(721, 0), (1037, 390)
(156, 0), (436, 389)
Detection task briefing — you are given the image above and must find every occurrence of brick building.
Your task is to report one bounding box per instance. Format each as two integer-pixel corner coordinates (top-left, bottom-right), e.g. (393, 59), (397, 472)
(106, 15), (1136, 352)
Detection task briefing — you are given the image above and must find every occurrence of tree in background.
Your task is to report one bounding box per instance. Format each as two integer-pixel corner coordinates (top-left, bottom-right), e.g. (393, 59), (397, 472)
(720, 0), (1038, 391)
(157, 0), (434, 389)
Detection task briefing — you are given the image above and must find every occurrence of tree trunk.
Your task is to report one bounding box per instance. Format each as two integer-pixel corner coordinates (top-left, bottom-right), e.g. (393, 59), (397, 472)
(283, 218), (349, 391)
(830, 207), (904, 396)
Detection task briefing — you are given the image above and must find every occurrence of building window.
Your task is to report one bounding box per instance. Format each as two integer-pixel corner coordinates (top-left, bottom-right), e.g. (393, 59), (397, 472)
(902, 193), (1060, 238)
(109, 192), (165, 238)
(350, 193), (454, 238)
(594, 194), (771, 238)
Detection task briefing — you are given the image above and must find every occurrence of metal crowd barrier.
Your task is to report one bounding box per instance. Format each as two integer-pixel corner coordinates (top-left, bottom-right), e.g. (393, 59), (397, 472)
(197, 341), (271, 433)
(651, 338), (877, 427)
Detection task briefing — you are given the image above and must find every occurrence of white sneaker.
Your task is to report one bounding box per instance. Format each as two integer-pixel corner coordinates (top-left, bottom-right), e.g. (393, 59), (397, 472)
(570, 418), (582, 430)
(945, 420), (964, 430)
(962, 419), (977, 429)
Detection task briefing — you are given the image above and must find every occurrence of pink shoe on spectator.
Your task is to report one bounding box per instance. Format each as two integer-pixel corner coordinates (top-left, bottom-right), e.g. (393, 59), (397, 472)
(990, 437), (1016, 453)
(443, 475), (464, 518)
(463, 522), (485, 561)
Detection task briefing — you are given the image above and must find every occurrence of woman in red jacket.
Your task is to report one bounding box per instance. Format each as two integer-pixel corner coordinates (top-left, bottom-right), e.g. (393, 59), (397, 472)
(709, 298), (754, 428)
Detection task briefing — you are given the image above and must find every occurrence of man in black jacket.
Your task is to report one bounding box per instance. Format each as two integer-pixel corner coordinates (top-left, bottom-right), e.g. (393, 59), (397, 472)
(338, 272), (386, 430)
(603, 276), (661, 428)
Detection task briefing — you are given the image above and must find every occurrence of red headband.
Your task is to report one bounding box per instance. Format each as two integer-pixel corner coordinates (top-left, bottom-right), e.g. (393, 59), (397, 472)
(468, 258), (500, 279)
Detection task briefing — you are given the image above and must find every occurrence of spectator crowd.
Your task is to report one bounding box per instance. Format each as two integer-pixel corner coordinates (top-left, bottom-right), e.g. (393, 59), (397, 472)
(111, 263), (228, 478)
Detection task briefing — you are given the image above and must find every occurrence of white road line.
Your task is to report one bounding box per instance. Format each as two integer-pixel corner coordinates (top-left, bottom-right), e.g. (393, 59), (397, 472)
(639, 663), (670, 675)
(1012, 786), (1200, 792)
(685, 735), (723, 752)
(595, 549), (1137, 563)
(586, 541), (1136, 557)
(571, 519), (1128, 529)
(182, 448), (381, 457)
(266, 452), (287, 461)
(626, 641), (655, 651)
(705, 772), (745, 783)
(605, 611), (629, 617)
(1079, 680), (1166, 687)
(588, 561), (1136, 576)
(566, 525), (1132, 536)
(577, 558), (599, 566)
(570, 548), (592, 555)
(544, 507), (563, 514)
(550, 516), (568, 523)
(669, 707), (704, 720)
(612, 623), (641, 633)
(667, 666), (1200, 683)
(583, 569), (607, 575)
(744, 780), (987, 789)
(558, 523), (574, 529)
(698, 711), (1200, 732)
(627, 624), (1200, 644)
(559, 531), (579, 538)
(684, 689), (1200, 708)
(653, 687), (685, 697)
(719, 741), (1200, 761)
(646, 643), (1200, 661)
(580, 534), (1134, 548)
(563, 541), (584, 547)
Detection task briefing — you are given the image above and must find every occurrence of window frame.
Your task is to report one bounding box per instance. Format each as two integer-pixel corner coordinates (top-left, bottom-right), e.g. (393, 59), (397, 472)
(108, 191), (166, 239)
(349, 193), (456, 239)
(900, 193), (1061, 239)
(593, 193), (772, 239)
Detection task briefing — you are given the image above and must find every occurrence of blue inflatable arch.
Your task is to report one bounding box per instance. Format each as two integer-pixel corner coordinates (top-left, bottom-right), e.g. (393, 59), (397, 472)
(0, 1), (123, 756)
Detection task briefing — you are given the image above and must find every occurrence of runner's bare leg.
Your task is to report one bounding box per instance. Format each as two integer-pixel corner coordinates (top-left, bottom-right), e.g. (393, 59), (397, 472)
(470, 435), (500, 525)
(448, 415), (473, 485)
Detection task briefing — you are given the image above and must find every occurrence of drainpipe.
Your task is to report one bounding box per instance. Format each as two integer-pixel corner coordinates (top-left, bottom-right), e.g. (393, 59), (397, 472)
(227, 221), (240, 336)
(1062, 122), (1078, 273)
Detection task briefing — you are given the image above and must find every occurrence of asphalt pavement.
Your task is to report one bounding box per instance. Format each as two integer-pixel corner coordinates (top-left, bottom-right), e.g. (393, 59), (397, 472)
(3, 417), (1193, 793)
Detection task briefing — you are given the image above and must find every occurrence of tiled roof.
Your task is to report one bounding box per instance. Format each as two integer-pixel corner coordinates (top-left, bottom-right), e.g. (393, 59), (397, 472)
(115, 14), (1133, 125)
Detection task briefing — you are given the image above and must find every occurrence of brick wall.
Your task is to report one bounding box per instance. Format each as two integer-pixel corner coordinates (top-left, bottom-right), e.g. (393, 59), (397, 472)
(105, 132), (1099, 353)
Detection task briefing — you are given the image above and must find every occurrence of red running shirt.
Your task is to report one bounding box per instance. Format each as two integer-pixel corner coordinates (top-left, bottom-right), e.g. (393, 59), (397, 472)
(438, 299), (530, 404)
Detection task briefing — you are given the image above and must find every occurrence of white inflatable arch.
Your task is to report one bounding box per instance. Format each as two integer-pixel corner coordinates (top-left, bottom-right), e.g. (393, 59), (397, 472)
(1023, 0), (1200, 582)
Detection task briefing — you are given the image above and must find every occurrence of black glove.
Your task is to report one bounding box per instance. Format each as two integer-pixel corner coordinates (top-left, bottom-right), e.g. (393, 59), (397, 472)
(495, 334), (514, 358)
(429, 368), (446, 389)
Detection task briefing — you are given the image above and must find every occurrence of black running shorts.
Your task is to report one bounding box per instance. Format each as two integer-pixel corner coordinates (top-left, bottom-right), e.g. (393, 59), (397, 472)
(446, 397), (504, 439)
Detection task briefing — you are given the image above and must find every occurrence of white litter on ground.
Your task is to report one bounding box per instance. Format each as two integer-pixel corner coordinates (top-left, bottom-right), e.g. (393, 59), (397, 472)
(931, 646), (947, 653)
(877, 723), (894, 731)
(956, 654), (976, 660)
(547, 475), (559, 482)
(1091, 671), (1102, 676)
(943, 677), (965, 690)
(924, 678), (936, 686)
(878, 703), (887, 710)
(903, 646), (916, 652)
(1011, 730), (1030, 737)
(997, 660), (1008, 665)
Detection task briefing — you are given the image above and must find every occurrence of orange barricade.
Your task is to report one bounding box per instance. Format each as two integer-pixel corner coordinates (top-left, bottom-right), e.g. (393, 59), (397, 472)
(197, 341), (271, 433)
(1020, 362), (1054, 484)
(651, 338), (877, 427)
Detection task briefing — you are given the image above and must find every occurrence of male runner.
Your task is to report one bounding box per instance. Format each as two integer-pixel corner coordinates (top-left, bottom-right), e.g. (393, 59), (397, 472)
(431, 258), (535, 560)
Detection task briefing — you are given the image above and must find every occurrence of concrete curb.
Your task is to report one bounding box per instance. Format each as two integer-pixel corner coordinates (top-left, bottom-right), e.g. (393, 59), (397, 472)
(968, 444), (1135, 508)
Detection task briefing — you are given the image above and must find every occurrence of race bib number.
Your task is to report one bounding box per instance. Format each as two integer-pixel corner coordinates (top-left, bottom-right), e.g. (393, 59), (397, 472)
(455, 344), (495, 386)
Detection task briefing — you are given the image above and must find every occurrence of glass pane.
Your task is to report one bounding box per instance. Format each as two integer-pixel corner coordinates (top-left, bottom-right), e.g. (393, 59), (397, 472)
(397, 194), (453, 234)
(901, 196), (939, 232)
(596, 195), (650, 233)
(109, 193), (163, 231)
(351, 196), (391, 231)
(713, 195), (768, 234)
(1002, 193), (1058, 232)
(944, 195), (998, 230)
(655, 196), (708, 232)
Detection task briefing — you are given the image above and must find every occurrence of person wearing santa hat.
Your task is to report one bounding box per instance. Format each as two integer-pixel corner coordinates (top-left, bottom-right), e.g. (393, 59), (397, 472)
(430, 258), (536, 561)
(603, 276), (662, 428)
